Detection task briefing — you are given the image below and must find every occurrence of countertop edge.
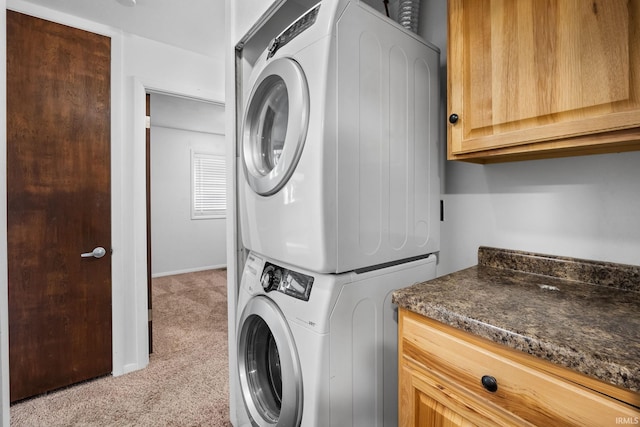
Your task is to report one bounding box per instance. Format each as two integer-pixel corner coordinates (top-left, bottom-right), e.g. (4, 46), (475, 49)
(392, 293), (639, 392)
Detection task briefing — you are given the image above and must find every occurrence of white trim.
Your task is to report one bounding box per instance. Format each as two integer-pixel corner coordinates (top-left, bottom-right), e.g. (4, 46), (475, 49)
(152, 124), (225, 136)
(121, 363), (142, 376)
(141, 80), (219, 107)
(1, 0), (10, 424)
(7, 0), (120, 37)
(151, 265), (227, 278)
(225, 3), (240, 426)
(126, 76), (149, 376)
(110, 23), (127, 378)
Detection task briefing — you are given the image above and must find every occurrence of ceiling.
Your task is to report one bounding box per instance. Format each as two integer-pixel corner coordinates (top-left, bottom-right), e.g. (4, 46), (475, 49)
(21, 0), (225, 59)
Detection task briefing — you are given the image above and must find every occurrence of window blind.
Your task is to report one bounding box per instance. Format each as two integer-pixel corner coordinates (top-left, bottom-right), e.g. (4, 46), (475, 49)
(192, 153), (226, 219)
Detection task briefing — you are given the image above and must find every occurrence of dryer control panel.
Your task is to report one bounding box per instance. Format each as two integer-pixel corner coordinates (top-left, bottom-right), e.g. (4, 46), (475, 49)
(260, 262), (314, 301)
(267, 3), (321, 59)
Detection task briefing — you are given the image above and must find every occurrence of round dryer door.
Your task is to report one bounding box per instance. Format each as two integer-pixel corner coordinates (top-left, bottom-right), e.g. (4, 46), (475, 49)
(238, 296), (303, 426)
(242, 58), (309, 196)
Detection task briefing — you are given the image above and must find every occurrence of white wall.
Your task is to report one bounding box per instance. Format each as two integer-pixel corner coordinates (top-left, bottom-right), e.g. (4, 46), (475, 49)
(1, 1), (224, 421)
(150, 128), (227, 276)
(418, 0), (640, 276)
(150, 94), (227, 276)
(440, 152), (640, 274)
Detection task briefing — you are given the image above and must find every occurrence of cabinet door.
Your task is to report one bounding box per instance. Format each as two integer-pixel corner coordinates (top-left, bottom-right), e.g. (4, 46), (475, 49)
(416, 388), (477, 427)
(399, 309), (640, 427)
(399, 364), (525, 427)
(448, 0), (640, 161)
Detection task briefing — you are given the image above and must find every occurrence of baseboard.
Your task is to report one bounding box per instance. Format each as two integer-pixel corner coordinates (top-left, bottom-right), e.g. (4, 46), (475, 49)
(119, 362), (142, 376)
(152, 264), (226, 278)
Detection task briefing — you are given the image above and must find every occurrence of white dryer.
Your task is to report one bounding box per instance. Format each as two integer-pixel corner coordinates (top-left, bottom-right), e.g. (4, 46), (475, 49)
(239, 0), (441, 274)
(235, 251), (437, 427)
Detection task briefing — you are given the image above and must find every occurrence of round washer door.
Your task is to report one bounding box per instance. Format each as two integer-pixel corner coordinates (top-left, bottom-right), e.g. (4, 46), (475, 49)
(238, 296), (303, 426)
(242, 57), (309, 196)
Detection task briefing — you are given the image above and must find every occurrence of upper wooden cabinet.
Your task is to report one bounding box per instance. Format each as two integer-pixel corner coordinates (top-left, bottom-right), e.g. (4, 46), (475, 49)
(447, 0), (640, 162)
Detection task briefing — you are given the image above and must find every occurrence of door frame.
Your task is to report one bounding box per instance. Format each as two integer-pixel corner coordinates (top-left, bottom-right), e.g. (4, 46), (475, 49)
(1, 0), (9, 424)
(132, 79), (222, 366)
(143, 90), (225, 355)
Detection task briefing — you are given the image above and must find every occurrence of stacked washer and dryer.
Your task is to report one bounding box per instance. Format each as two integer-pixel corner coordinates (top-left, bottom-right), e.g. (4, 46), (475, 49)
(234, 0), (440, 426)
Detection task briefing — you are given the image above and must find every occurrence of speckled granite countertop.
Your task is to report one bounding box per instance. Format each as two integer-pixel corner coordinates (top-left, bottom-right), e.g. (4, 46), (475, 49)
(392, 247), (640, 393)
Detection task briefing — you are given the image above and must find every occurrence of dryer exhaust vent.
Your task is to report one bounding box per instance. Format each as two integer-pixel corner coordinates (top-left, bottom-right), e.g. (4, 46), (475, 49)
(398, 0), (421, 34)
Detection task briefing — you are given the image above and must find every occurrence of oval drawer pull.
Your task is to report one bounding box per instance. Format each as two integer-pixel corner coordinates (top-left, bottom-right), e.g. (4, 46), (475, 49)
(481, 375), (498, 392)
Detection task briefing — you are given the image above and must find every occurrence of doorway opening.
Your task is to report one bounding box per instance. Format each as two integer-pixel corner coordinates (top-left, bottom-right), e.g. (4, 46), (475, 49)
(145, 92), (226, 353)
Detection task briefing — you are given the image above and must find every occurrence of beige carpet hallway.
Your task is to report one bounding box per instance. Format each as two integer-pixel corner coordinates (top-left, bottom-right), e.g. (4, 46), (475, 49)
(10, 269), (232, 426)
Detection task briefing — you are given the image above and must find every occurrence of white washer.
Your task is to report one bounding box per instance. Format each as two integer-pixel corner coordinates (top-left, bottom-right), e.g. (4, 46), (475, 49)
(235, 251), (437, 427)
(239, 0), (441, 274)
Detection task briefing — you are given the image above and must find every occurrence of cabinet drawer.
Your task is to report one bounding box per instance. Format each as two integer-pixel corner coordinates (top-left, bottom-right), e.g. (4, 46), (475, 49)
(400, 309), (640, 426)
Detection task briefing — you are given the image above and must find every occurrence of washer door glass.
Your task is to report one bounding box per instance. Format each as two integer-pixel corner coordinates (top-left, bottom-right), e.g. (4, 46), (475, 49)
(243, 58), (309, 196)
(238, 296), (303, 426)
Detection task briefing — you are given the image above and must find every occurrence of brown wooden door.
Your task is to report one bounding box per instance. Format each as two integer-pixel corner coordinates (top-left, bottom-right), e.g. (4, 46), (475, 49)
(7, 11), (112, 402)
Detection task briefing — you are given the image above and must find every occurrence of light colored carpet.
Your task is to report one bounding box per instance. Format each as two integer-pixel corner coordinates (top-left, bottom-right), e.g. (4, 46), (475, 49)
(10, 269), (232, 427)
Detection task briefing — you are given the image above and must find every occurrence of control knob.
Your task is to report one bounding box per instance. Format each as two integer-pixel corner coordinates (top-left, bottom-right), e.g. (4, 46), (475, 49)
(260, 267), (280, 292)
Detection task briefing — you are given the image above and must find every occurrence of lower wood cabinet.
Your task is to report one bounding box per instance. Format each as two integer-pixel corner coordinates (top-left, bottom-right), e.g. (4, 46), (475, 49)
(398, 308), (640, 427)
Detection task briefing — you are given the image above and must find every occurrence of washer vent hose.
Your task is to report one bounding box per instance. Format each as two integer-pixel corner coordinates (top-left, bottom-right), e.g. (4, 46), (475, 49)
(398, 0), (421, 33)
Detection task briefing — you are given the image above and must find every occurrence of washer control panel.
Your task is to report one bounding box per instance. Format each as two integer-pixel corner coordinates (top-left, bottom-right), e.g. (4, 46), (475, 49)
(260, 262), (314, 301)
